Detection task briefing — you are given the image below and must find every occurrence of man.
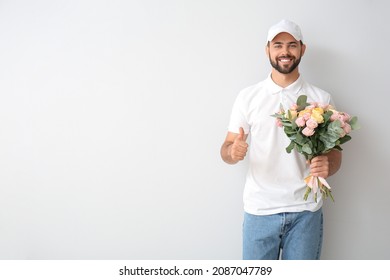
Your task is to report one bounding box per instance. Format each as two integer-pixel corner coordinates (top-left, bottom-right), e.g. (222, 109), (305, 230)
(220, 19), (342, 260)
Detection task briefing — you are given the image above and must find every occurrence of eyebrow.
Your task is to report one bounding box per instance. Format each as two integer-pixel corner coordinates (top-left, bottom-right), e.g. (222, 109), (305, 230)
(272, 41), (298, 45)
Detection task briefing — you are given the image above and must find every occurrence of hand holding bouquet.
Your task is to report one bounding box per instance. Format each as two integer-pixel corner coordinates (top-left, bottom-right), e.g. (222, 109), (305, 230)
(272, 95), (359, 202)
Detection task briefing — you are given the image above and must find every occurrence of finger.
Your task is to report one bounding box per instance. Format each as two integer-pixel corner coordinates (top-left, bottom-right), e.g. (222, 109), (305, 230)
(235, 148), (247, 156)
(311, 158), (328, 168)
(311, 155), (327, 163)
(232, 152), (246, 161)
(231, 145), (247, 159)
(238, 127), (245, 140)
(237, 142), (248, 149)
(233, 141), (248, 151)
(232, 145), (247, 155)
(310, 164), (329, 177)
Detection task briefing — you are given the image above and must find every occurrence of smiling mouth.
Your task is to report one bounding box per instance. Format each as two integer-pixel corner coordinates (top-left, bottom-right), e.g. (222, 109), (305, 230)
(278, 57), (293, 63)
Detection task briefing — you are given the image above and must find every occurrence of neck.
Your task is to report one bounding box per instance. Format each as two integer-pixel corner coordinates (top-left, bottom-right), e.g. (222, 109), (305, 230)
(270, 68), (300, 88)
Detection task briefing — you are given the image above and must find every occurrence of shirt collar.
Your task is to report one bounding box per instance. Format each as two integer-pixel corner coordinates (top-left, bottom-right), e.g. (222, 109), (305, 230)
(266, 73), (304, 96)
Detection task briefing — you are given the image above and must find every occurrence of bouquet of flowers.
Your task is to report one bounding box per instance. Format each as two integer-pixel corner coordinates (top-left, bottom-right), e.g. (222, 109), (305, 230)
(272, 95), (359, 202)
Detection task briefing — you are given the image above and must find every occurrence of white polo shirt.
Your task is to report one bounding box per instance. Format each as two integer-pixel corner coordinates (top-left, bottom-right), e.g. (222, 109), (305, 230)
(228, 74), (333, 215)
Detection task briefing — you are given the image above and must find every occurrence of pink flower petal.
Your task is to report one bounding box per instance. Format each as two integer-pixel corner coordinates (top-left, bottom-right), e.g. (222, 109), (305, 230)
(318, 177), (331, 190)
(311, 176), (319, 194)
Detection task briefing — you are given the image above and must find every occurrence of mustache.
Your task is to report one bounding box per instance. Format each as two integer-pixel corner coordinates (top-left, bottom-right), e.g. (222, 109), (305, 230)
(277, 55), (295, 59)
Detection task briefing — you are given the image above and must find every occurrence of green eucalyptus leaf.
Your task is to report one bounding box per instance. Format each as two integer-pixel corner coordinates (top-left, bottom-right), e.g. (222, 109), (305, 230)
(286, 141), (295, 153)
(296, 95), (307, 107)
(333, 145), (343, 151)
(302, 144), (312, 154)
(349, 116), (361, 130)
(339, 135), (351, 145)
(323, 111), (333, 123)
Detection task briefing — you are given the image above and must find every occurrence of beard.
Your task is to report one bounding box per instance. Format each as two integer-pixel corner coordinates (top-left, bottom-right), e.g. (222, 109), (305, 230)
(269, 54), (302, 74)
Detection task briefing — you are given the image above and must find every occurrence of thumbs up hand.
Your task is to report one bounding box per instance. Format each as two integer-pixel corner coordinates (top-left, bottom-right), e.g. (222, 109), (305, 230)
(229, 127), (248, 162)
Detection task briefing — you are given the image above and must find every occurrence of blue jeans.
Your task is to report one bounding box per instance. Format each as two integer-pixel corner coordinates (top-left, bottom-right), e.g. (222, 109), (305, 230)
(243, 208), (323, 260)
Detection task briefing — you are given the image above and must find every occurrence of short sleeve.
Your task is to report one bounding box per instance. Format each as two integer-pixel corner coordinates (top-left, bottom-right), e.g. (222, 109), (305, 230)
(227, 91), (250, 134)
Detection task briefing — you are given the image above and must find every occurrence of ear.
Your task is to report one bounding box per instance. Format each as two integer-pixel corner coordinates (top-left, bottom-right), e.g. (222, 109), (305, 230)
(265, 43), (270, 56)
(300, 43), (306, 57)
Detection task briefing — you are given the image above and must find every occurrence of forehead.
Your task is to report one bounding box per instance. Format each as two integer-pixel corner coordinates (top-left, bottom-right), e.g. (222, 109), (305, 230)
(271, 32), (299, 43)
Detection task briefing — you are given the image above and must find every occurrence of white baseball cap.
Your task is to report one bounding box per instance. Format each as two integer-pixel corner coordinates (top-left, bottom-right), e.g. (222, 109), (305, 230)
(267, 19), (303, 42)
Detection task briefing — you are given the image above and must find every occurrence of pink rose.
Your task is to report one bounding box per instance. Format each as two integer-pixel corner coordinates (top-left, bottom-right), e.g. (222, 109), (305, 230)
(302, 112), (311, 121)
(306, 105), (315, 110)
(340, 112), (351, 122)
(306, 118), (318, 129)
(330, 111), (339, 121)
(337, 115), (346, 127)
(295, 117), (306, 127)
(343, 123), (352, 134)
(276, 118), (283, 127)
(318, 103), (328, 109)
(302, 127), (315, 136)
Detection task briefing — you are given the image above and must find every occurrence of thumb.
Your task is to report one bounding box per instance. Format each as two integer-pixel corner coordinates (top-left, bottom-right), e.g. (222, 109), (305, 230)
(237, 127), (245, 141)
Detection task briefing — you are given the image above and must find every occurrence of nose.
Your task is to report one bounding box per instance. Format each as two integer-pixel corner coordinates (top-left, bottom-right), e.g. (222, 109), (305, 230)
(280, 46), (290, 56)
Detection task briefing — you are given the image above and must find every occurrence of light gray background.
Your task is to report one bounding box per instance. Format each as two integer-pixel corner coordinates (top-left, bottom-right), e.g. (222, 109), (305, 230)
(0, 0), (388, 259)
